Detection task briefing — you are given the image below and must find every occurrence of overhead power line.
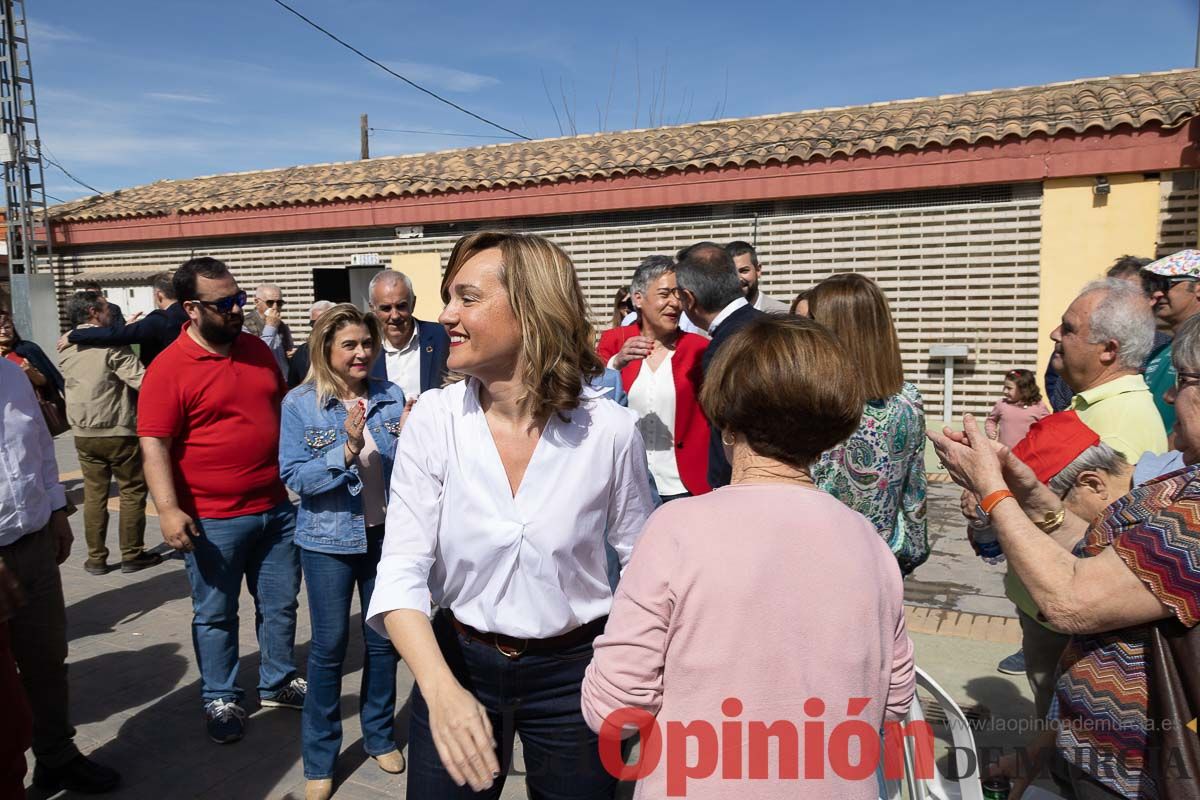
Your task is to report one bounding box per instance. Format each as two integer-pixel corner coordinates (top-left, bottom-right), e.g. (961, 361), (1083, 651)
(42, 151), (106, 197)
(268, 0), (531, 141)
(369, 126), (521, 140)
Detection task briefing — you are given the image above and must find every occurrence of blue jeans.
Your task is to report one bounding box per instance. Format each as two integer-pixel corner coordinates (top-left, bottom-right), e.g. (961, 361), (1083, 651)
(406, 613), (616, 800)
(300, 526), (399, 779)
(184, 502), (301, 705)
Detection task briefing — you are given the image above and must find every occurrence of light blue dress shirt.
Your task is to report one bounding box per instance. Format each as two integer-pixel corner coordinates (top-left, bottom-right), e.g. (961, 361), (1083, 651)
(0, 357), (67, 545)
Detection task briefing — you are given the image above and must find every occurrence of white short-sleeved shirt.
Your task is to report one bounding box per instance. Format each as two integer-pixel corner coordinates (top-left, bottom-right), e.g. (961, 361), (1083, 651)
(366, 378), (655, 639)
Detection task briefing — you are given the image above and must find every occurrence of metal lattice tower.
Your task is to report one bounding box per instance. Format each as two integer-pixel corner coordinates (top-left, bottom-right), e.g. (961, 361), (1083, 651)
(0, 0), (51, 279)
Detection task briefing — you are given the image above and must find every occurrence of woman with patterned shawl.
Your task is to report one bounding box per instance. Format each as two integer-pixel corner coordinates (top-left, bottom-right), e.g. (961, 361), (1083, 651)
(808, 273), (929, 575)
(929, 312), (1200, 800)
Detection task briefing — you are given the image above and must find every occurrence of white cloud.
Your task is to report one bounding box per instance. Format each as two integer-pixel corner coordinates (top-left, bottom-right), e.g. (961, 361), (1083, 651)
(26, 19), (87, 45)
(145, 92), (217, 104)
(386, 62), (499, 93)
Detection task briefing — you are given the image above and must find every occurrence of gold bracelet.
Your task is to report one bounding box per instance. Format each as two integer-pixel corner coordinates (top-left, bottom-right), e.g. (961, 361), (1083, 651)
(1033, 507), (1066, 533)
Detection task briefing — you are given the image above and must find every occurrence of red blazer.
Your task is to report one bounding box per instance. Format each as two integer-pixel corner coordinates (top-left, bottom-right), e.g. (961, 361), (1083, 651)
(597, 324), (712, 496)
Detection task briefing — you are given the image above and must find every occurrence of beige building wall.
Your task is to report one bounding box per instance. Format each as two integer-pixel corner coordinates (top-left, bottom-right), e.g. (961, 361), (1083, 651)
(390, 252), (443, 322)
(1036, 175), (1160, 378)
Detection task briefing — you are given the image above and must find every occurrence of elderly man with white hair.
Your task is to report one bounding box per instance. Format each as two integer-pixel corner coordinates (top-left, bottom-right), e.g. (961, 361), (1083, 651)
(243, 283), (293, 377)
(366, 269), (448, 399)
(285, 300), (335, 389)
(1050, 278), (1167, 464)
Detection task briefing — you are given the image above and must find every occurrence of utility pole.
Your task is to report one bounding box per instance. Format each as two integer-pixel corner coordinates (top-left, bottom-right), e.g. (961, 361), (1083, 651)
(360, 114), (369, 160)
(1195, 0), (1200, 67)
(0, 0), (54, 345)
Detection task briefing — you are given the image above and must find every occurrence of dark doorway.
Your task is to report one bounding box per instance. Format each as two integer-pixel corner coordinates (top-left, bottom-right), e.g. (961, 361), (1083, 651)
(312, 269), (350, 304)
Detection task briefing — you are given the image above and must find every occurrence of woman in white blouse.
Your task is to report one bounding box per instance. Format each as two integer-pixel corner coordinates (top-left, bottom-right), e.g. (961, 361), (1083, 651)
(596, 256), (712, 500)
(366, 231), (655, 799)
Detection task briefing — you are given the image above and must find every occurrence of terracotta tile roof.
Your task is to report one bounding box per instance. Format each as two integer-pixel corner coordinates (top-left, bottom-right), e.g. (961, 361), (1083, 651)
(52, 69), (1200, 222)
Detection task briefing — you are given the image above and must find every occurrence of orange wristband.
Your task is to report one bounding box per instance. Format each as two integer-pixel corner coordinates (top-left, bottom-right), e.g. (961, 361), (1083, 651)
(980, 489), (1015, 515)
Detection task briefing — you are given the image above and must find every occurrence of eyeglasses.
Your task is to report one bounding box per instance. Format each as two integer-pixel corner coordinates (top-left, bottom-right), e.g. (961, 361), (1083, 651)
(193, 291), (247, 315)
(1176, 371), (1200, 392)
(262, 298), (284, 308)
(1141, 273), (1195, 295)
(374, 304), (409, 314)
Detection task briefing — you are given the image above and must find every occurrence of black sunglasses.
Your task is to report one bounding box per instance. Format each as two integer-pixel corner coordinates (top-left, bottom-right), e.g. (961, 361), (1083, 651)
(193, 291), (247, 315)
(1141, 272), (1194, 295)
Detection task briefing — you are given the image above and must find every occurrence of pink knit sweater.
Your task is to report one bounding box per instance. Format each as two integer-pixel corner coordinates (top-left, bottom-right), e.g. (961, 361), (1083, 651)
(582, 483), (915, 799)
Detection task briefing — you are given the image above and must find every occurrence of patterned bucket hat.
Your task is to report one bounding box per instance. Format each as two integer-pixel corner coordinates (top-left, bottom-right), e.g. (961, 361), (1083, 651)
(1144, 249), (1200, 278)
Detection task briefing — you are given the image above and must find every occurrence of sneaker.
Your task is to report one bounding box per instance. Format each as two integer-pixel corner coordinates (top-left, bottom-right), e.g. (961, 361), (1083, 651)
(83, 560), (112, 576)
(121, 552), (163, 573)
(32, 753), (121, 794)
(205, 698), (246, 744)
(261, 677), (307, 709)
(997, 649), (1026, 675)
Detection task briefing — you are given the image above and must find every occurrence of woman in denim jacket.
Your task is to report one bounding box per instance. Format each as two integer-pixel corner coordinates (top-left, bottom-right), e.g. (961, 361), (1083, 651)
(279, 303), (411, 799)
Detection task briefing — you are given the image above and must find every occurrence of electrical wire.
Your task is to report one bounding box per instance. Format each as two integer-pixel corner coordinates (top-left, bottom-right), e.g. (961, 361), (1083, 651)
(41, 152), (106, 198)
(268, 0), (531, 141)
(369, 127), (522, 140)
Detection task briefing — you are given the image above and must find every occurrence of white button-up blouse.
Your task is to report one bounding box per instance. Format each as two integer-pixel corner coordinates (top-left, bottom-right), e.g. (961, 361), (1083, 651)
(366, 378), (655, 640)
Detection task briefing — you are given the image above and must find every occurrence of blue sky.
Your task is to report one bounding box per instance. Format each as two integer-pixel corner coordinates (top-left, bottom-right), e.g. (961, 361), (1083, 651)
(28, 0), (1200, 202)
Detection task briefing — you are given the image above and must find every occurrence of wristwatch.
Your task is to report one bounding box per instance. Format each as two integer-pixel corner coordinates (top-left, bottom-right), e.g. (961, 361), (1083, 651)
(1033, 507), (1066, 533)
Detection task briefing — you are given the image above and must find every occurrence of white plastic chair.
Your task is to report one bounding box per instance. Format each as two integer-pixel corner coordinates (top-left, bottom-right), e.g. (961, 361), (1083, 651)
(902, 666), (985, 800)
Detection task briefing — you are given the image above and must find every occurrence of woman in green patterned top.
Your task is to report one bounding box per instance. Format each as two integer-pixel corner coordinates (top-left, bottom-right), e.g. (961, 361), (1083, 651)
(807, 274), (929, 575)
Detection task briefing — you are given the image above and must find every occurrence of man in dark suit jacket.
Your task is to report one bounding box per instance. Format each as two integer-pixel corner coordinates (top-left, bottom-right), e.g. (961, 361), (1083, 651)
(675, 242), (763, 488)
(366, 270), (449, 396)
(62, 272), (185, 367)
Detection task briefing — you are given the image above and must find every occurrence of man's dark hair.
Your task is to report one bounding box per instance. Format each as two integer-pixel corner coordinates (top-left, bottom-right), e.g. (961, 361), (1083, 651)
(67, 290), (106, 328)
(173, 257), (231, 303)
(79, 280), (102, 293)
(153, 271), (177, 300)
(675, 242), (742, 313)
(1107, 255), (1152, 281)
(725, 240), (758, 267)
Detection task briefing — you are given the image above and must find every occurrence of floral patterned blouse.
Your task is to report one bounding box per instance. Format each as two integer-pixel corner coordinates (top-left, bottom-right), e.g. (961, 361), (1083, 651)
(813, 381), (929, 575)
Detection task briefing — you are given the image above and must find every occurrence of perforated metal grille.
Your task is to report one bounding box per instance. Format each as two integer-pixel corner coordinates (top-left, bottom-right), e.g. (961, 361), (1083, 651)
(1158, 171), (1199, 257)
(53, 183), (1047, 418)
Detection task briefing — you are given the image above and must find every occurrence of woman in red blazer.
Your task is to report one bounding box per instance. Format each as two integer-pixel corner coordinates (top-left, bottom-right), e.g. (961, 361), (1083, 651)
(598, 256), (711, 499)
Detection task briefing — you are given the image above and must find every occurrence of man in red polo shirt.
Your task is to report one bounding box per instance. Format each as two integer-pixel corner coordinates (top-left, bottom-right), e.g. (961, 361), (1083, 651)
(138, 257), (304, 745)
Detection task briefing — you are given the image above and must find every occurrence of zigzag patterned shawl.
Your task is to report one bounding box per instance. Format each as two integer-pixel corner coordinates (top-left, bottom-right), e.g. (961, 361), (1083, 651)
(1052, 465), (1200, 799)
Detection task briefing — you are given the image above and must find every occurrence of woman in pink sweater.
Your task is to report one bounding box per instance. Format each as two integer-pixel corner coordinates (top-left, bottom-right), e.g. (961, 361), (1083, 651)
(581, 315), (915, 799)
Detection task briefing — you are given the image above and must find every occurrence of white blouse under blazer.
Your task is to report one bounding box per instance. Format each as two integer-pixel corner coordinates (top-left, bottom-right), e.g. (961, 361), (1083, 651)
(366, 378), (655, 640)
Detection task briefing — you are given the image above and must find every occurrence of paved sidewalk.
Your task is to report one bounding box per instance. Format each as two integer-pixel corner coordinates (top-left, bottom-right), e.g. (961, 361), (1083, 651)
(21, 440), (1034, 798)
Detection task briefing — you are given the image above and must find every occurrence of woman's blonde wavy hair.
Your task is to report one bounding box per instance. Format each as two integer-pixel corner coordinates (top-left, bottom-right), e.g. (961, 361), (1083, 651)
(304, 303), (382, 405)
(441, 231), (603, 419)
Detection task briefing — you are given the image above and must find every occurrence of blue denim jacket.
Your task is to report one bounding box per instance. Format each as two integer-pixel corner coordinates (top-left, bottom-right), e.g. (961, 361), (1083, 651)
(279, 379), (406, 554)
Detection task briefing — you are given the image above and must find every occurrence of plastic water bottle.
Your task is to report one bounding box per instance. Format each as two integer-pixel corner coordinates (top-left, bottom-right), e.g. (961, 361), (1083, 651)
(968, 516), (1006, 565)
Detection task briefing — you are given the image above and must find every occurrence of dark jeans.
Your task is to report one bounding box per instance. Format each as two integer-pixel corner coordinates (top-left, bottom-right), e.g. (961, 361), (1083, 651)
(184, 502), (301, 705)
(74, 434), (148, 564)
(406, 613), (616, 800)
(0, 525), (78, 768)
(300, 526), (399, 780)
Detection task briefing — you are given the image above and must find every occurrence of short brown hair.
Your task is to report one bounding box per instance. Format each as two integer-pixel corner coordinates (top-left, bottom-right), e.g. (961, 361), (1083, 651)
(441, 231), (603, 419)
(807, 273), (903, 401)
(700, 315), (864, 469)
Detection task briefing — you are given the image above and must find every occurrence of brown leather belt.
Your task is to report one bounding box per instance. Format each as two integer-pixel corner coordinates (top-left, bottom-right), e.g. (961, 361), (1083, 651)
(445, 611), (608, 659)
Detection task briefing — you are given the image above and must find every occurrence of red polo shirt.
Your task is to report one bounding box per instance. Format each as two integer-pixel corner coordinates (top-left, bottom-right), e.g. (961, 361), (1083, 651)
(138, 322), (288, 519)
